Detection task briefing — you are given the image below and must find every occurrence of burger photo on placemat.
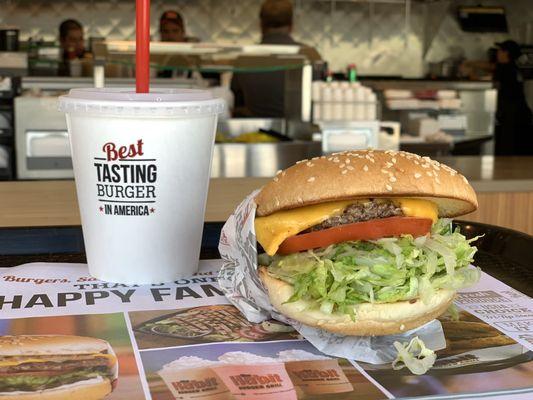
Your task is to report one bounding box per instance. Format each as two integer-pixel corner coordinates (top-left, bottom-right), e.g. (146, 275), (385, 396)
(0, 335), (118, 400)
(131, 305), (297, 349)
(255, 150), (481, 336)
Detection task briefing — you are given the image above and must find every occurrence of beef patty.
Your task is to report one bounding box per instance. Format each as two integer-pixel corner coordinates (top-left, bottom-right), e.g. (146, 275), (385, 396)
(311, 200), (403, 231)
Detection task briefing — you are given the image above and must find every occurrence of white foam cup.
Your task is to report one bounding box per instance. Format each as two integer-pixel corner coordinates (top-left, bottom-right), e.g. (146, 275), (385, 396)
(59, 88), (224, 284)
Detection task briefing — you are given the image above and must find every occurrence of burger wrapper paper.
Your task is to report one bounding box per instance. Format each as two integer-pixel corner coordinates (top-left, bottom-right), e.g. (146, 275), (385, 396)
(218, 191), (446, 364)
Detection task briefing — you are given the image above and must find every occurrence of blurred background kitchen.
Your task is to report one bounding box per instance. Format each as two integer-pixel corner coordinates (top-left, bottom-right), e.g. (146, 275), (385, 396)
(0, 0), (532, 181)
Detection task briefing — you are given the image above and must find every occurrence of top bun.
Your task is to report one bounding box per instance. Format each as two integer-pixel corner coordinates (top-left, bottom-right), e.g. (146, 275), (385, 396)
(255, 150), (477, 217)
(0, 335), (111, 356)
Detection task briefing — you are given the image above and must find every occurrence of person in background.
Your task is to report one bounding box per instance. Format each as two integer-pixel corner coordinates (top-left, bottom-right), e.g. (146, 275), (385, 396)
(58, 19), (87, 76)
(159, 11), (186, 43)
(493, 40), (533, 155)
(158, 11), (202, 78)
(231, 0), (321, 117)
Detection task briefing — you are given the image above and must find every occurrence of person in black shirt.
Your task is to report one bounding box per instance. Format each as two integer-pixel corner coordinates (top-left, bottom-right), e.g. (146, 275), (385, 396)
(231, 0), (321, 117)
(493, 40), (533, 155)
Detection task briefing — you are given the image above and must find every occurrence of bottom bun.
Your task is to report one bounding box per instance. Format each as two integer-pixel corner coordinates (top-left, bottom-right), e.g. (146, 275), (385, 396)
(259, 267), (455, 336)
(0, 377), (112, 400)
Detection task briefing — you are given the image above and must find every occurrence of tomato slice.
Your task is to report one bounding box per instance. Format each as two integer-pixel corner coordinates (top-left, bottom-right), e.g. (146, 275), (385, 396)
(277, 216), (433, 255)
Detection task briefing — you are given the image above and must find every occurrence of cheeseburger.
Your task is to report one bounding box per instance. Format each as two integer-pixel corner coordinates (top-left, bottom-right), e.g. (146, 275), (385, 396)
(0, 335), (117, 400)
(255, 150), (480, 336)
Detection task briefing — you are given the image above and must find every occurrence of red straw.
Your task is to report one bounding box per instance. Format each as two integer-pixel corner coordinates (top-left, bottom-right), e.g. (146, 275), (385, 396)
(136, 0), (150, 93)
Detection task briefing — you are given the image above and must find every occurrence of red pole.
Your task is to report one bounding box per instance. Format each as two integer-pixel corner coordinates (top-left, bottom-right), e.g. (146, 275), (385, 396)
(136, 0), (150, 93)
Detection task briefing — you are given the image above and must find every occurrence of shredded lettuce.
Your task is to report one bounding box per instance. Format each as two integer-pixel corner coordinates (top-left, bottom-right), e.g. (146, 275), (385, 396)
(392, 337), (436, 375)
(264, 219), (481, 313)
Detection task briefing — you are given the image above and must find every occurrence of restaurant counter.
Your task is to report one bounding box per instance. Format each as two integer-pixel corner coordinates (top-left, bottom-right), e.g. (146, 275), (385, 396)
(0, 156), (532, 235)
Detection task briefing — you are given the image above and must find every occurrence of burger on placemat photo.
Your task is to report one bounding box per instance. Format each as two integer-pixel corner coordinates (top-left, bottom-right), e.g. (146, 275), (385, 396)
(0, 335), (118, 399)
(256, 150), (481, 336)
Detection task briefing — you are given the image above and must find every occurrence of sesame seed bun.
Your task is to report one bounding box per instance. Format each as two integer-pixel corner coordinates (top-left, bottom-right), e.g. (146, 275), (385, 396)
(255, 150), (477, 217)
(0, 335), (110, 356)
(0, 377), (112, 400)
(259, 268), (455, 336)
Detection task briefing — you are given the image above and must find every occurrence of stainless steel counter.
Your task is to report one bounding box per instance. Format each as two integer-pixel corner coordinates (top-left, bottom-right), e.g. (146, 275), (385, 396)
(211, 141), (321, 178)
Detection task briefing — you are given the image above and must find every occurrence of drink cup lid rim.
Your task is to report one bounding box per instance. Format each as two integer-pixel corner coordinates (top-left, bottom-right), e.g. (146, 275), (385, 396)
(59, 87), (225, 116)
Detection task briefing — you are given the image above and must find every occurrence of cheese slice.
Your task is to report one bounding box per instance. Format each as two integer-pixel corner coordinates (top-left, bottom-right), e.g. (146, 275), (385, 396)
(397, 199), (438, 224)
(255, 198), (438, 256)
(0, 358), (49, 368)
(255, 200), (354, 256)
(0, 353), (117, 368)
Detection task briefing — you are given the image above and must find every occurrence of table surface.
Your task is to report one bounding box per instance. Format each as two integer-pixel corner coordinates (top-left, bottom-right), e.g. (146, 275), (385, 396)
(0, 178), (269, 227)
(1, 156), (533, 228)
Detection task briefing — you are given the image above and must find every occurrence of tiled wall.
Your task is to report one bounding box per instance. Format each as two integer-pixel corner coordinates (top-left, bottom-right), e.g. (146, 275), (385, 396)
(1, 0), (531, 77)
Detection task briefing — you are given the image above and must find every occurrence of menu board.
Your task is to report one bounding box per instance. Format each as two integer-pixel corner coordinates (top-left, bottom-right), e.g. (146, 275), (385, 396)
(0, 260), (531, 400)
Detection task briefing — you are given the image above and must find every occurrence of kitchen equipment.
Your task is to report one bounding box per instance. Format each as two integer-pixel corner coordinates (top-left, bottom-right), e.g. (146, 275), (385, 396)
(320, 121), (380, 153)
(457, 6), (508, 33)
(0, 28), (19, 52)
(0, 77), (20, 180)
(15, 96), (73, 179)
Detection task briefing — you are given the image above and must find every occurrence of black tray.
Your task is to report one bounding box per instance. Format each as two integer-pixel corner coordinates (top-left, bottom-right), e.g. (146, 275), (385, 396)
(0, 221), (531, 296)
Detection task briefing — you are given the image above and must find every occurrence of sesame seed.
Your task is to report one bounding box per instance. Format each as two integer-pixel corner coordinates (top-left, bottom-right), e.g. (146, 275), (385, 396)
(392, 158), (397, 163)
(381, 169), (389, 174)
(307, 177), (315, 183)
(273, 177), (279, 182)
(339, 163), (345, 168)
(385, 162), (394, 168)
(363, 165), (369, 172)
(333, 157), (340, 163)
(389, 176), (397, 182)
(422, 163), (430, 168)
(462, 176), (468, 183)
(276, 169), (282, 175)
(451, 171), (457, 176)
(312, 156), (319, 160)
(369, 158), (375, 163)
(306, 162), (314, 167)
(414, 173), (422, 179)
(345, 159), (351, 164)
(347, 165), (354, 170)
(426, 171), (433, 176)
(341, 170), (348, 175)
(414, 160), (419, 165)
(386, 184), (393, 191)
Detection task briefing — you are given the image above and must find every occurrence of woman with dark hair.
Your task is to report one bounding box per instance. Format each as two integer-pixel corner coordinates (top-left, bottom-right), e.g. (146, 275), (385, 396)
(58, 19), (87, 76)
(493, 40), (533, 155)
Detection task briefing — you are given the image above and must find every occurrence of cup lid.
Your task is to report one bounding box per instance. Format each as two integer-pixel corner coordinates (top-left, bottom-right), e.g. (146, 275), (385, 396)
(59, 87), (225, 117)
